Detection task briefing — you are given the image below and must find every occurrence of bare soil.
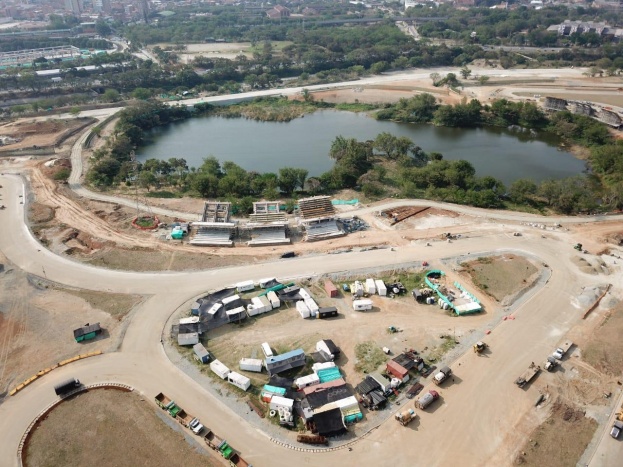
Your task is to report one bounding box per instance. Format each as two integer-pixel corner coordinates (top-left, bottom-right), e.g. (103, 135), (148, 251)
(0, 253), (141, 393)
(24, 389), (215, 467)
(0, 118), (93, 150)
(461, 254), (539, 303)
(582, 306), (623, 376)
(514, 401), (597, 466)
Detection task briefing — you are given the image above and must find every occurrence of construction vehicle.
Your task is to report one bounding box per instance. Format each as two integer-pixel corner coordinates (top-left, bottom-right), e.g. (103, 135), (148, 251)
(473, 342), (488, 354)
(155, 393), (181, 417)
(574, 243), (582, 251)
(297, 434), (328, 445)
(613, 404), (623, 422)
(54, 378), (81, 396)
(433, 366), (452, 385)
(176, 409), (204, 435)
(228, 453), (253, 467)
(204, 429), (234, 460)
(395, 408), (417, 426)
(416, 390), (440, 410)
(552, 341), (573, 360)
(515, 363), (540, 388)
(544, 356), (558, 372)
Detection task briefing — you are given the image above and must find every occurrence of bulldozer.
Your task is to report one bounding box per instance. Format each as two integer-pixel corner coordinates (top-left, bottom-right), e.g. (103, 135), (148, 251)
(395, 408), (417, 426)
(473, 341), (488, 354)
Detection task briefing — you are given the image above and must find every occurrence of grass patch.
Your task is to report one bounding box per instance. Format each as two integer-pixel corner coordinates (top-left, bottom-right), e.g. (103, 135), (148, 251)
(425, 336), (458, 364)
(61, 289), (143, 319)
(355, 340), (388, 374)
(145, 190), (180, 198)
(334, 102), (379, 112)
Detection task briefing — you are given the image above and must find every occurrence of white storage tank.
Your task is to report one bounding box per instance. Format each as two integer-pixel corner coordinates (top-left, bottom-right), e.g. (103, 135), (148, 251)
(366, 278), (376, 295)
(375, 280), (387, 296)
(267, 291), (280, 309)
(236, 280), (255, 293)
(227, 371), (251, 391)
(210, 359), (231, 379)
(297, 300), (311, 319)
(353, 299), (373, 311)
(295, 373), (320, 390)
(239, 358), (263, 373)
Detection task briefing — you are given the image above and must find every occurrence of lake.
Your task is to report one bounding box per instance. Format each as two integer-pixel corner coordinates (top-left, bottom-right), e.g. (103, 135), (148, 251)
(136, 110), (586, 185)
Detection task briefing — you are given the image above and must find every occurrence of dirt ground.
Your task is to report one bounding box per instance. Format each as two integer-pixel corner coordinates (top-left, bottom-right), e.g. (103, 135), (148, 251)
(313, 84), (461, 106)
(0, 252), (142, 394)
(0, 118), (94, 150)
(461, 254), (540, 303)
(514, 401), (597, 466)
(24, 388), (215, 467)
(516, 91), (623, 108)
(582, 305), (623, 376)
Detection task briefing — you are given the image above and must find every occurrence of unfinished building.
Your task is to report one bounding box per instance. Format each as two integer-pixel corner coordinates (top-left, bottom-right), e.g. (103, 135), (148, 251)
(543, 97), (568, 111)
(571, 102), (593, 116)
(245, 201), (290, 246)
(190, 201), (235, 246)
(596, 108), (622, 128)
(297, 196), (344, 242)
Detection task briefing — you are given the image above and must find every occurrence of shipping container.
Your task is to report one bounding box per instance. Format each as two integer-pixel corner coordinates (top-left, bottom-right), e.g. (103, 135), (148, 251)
(299, 288), (311, 300)
(226, 306), (246, 322)
(261, 342), (274, 358)
(267, 291), (280, 309)
(353, 299), (373, 311)
(296, 300), (311, 319)
(259, 277), (276, 288)
(375, 280), (387, 296)
(365, 278), (376, 295)
(317, 306), (338, 319)
(208, 303), (223, 316)
(304, 298), (319, 313)
(295, 373), (320, 389)
(239, 358), (263, 373)
(312, 361), (336, 374)
(324, 280), (338, 298)
(236, 280), (255, 293)
(227, 371), (251, 391)
(269, 395), (294, 411)
(222, 294), (241, 306)
(259, 296), (272, 313)
(210, 359), (231, 379)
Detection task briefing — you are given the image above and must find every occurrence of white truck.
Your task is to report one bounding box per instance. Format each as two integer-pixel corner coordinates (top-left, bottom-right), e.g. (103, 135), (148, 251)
(433, 366), (452, 386)
(552, 341), (573, 360)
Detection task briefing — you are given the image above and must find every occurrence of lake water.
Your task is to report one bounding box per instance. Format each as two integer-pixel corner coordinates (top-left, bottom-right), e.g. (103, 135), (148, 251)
(136, 110), (586, 185)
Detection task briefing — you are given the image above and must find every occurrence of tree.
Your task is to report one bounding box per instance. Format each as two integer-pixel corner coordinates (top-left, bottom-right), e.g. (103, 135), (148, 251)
(278, 167), (301, 195)
(430, 72), (441, 86)
(132, 88), (152, 100)
(96, 20), (112, 37)
(509, 179), (537, 204)
(139, 170), (158, 191)
(192, 173), (219, 198)
(477, 75), (490, 86)
(460, 66), (472, 80)
(103, 89), (121, 102)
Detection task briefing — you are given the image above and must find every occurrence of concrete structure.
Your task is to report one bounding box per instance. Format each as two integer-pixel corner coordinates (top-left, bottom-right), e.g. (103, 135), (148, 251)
(297, 196), (344, 241)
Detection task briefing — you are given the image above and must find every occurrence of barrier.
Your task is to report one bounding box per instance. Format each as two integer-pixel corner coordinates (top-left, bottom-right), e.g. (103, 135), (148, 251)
(9, 350), (103, 396)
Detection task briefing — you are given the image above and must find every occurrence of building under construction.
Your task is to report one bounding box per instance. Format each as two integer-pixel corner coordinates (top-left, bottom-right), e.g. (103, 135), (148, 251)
(297, 196), (344, 242)
(0, 45), (81, 68)
(244, 201), (290, 246)
(189, 201), (236, 246)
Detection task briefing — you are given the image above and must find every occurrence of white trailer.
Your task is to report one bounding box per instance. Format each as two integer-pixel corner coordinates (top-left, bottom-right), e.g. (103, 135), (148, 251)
(312, 361), (336, 374)
(239, 358), (263, 373)
(236, 280), (255, 293)
(259, 296), (272, 313)
(295, 373), (320, 389)
(353, 299), (373, 311)
(375, 280), (387, 296)
(179, 316), (200, 325)
(227, 371), (251, 391)
(210, 359), (231, 380)
(259, 277), (276, 288)
(316, 340), (337, 360)
(299, 288), (311, 300)
(261, 342), (274, 358)
(207, 302), (222, 316)
(297, 300), (311, 319)
(366, 278), (376, 295)
(352, 281), (364, 297)
(267, 291), (280, 309)
(304, 298), (319, 313)
(222, 294), (240, 306)
(269, 395), (294, 412)
(226, 306), (246, 319)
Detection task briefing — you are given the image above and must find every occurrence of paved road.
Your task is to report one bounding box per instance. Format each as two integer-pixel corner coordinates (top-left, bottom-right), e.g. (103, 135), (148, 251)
(1, 171), (622, 466)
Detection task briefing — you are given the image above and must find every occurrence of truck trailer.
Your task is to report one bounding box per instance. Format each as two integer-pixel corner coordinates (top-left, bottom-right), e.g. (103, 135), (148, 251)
(515, 363), (541, 388)
(176, 409), (204, 434)
(204, 429), (234, 460)
(416, 390), (440, 410)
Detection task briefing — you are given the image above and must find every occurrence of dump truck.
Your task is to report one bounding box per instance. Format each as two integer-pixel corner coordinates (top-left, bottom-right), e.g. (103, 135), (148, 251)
(297, 434), (328, 445)
(416, 390), (440, 410)
(54, 378), (81, 396)
(552, 341), (573, 360)
(473, 342), (488, 354)
(154, 393), (181, 418)
(176, 409), (204, 435)
(204, 429), (234, 459)
(544, 356), (558, 372)
(229, 453), (253, 467)
(515, 363), (540, 387)
(395, 408), (417, 426)
(433, 366), (452, 385)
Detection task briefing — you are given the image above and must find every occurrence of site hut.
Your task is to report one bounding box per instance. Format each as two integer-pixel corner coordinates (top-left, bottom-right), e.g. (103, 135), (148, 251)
(295, 373), (320, 390)
(269, 395), (294, 413)
(369, 371), (392, 394)
(299, 288), (312, 300)
(365, 278), (377, 295)
(227, 371), (251, 391)
(261, 384), (286, 403)
(324, 280), (338, 298)
(353, 299), (373, 311)
(207, 302), (223, 318)
(297, 300), (311, 319)
(72, 322), (102, 343)
(265, 348), (306, 376)
(236, 280), (255, 293)
(386, 360), (410, 384)
(178, 332), (199, 346)
(261, 342), (274, 359)
(312, 361), (336, 374)
(304, 297), (319, 316)
(239, 358), (263, 373)
(259, 277), (276, 288)
(193, 343), (211, 364)
(209, 359), (231, 380)
(267, 290), (281, 309)
(316, 339), (340, 361)
(247, 296), (271, 317)
(191, 301), (201, 316)
(312, 407), (347, 437)
(375, 280), (387, 297)
(317, 306), (338, 319)
(226, 306), (246, 323)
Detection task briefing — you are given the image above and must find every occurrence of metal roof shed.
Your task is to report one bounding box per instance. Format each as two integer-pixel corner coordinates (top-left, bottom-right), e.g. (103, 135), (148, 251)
(178, 332), (199, 346)
(193, 343), (211, 363)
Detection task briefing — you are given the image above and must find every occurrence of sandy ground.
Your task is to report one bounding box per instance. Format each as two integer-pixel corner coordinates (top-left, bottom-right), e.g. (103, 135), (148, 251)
(0, 251), (143, 394)
(0, 118), (93, 151)
(24, 389), (216, 467)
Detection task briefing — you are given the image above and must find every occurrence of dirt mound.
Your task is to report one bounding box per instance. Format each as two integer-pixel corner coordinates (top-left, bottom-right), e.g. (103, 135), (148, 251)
(571, 256), (609, 275)
(28, 202), (55, 223)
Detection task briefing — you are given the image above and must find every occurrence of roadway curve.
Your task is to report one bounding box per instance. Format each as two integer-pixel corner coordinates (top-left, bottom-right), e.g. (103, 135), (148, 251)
(1, 170), (622, 466)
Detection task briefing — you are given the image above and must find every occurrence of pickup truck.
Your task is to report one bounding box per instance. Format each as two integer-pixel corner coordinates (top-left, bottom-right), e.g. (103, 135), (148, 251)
(176, 409), (204, 435)
(433, 366), (452, 386)
(610, 420), (623, 439)
(552, 341), (573, 360)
